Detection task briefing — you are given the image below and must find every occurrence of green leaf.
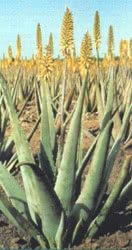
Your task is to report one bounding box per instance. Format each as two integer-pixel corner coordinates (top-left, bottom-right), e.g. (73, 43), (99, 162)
(40, 82), (56, 183)
(55, 73), (88, 215)
(100, 68), (114, 129)
(72, 120), (113, 228)
(0, 74), (46, 224)
(55, 211), (66, 249)
(0, 192), (47, 248)
(0, 162), (29, 219)
(87, 156), (131, 238)
(104, 103), (132, 184)
(20, 162), (64, 249)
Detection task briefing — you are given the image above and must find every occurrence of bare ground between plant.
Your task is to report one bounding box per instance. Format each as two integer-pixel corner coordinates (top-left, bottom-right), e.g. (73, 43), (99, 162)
(0, 103), (132, 249)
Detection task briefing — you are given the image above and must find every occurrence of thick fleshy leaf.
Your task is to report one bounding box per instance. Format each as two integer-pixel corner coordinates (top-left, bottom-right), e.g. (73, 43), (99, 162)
(40, 82), (56, 182)
(0, 192), (46, 248)
(75, 135), (99, 201)
(0, 162), (29, 218)
(55, 73), (88, 215)
(55, 212), (66, 249)
(87, 156), (131, 238)
(75, 70), (114, 209)
(100, 68), (114, 129)
(104, 103), (132, 183)
(96, 82), (104, 126)
(19, 162), (64, 249)
(0, 75), (55, 224)
(0, 74), (38, 223)
(72, 120), (113, 229)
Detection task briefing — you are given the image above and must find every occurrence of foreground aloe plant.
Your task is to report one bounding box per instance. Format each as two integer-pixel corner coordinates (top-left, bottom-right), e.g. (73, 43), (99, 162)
(0, 69), (131, 249)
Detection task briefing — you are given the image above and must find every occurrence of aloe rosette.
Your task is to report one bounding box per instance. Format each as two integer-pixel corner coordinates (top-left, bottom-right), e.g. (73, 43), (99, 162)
(0, 69), (131, 249)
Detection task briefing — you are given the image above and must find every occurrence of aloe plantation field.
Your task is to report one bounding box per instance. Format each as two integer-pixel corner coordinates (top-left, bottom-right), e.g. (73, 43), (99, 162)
(0, 5), (132, 250)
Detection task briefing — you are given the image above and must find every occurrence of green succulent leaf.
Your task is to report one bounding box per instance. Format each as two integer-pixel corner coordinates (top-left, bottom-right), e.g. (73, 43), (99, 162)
(40, 81), (56, 183)
(104, 103), (132, 183)
(55, 73), (88, 215)
(72, 120), (113, 229)
(0, 162), (29, 219)
(0, 191), (46, 248)
(19, 161), (65, 249)
(87, 156), (131, 238)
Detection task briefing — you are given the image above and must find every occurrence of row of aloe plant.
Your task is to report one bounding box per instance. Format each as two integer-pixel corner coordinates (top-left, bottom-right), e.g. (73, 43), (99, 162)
(0, 68), (131, 249)
(4, 63), (132, 148)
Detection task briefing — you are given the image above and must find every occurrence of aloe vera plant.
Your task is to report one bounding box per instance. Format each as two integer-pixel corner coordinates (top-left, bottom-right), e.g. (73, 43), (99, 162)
(0, 69), (131, 249)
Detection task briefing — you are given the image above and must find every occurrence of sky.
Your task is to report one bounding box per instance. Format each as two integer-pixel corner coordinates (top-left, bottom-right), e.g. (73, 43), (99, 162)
(0, 0), (132, 59)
